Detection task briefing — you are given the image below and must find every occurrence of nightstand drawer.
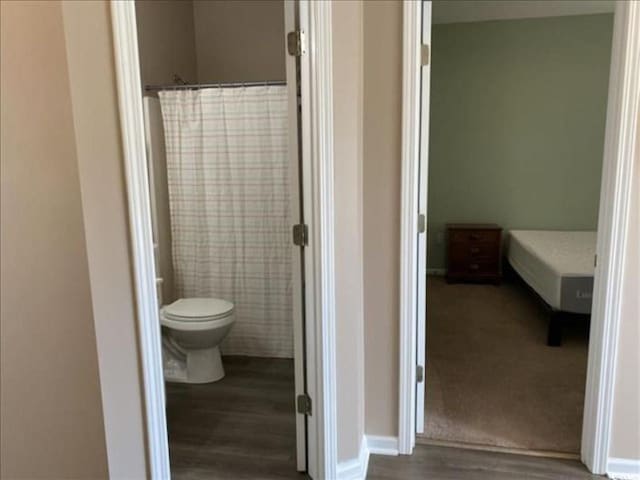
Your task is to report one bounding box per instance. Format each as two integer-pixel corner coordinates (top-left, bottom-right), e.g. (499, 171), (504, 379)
(464, 260), (498, 274)
(449, 243), (498, 262)
(450, 229), (500, 244)
(448, 256), (499, 271)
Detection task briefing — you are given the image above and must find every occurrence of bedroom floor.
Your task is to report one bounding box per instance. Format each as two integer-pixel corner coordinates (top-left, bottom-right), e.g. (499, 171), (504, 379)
(423, 275), (589, 453)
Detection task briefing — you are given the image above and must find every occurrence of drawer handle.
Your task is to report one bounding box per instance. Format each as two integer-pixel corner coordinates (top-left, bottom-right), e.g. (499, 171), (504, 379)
(469, 263), (480, 270)
(469, 233), (480, 241)
(470, 247), (480, 254)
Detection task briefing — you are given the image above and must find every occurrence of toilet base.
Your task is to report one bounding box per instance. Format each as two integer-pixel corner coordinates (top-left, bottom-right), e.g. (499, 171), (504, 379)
(187, 346), (225, 383)
(162, 341), (225, 384)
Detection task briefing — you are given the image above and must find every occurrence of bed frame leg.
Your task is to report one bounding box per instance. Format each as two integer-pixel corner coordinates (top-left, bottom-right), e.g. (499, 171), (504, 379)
(547, 312), (563, 347)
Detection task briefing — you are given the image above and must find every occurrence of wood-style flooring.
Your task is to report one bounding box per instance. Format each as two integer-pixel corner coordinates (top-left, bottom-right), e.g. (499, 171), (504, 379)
(165, 356), (304, 479)
(368, 444), (602, 480)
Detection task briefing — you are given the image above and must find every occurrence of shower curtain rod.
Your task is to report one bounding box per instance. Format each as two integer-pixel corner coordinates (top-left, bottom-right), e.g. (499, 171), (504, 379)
(144, 80), (287, 92)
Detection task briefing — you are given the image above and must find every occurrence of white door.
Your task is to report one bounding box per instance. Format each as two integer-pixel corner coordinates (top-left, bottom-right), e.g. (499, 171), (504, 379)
(416, 0), (432, 435)
(284, 0), (307, 471)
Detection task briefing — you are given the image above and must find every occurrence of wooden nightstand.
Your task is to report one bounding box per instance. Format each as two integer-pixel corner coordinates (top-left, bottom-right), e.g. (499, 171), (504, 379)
(446, 223), (502, 284)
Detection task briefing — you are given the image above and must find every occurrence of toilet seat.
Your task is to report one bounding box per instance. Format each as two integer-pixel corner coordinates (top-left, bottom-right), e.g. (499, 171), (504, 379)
(162, 298), (234, 322)
(161, 298), (234, 331)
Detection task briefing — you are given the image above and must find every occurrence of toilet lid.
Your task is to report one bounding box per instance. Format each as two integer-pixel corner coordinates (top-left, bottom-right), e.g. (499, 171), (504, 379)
(162, 298), (234, 322)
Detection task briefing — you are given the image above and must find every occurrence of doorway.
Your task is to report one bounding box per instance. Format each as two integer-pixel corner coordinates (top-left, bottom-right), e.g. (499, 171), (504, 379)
(135, 1), (305, 477)
(399, 0), (638, 474)
(111, 1), (338, 477)
(423, 3), (613, 455)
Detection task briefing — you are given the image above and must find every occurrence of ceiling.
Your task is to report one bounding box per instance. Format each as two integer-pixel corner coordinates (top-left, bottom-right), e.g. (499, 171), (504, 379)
(432, 0), (615, 25)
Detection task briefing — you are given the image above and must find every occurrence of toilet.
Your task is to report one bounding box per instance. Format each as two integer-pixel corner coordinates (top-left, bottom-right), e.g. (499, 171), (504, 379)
(160, 297), (235, 384)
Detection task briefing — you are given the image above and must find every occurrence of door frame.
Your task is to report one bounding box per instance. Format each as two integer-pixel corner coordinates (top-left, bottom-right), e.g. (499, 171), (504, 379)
(109, 1), (337, 478)
(398, 1), (639, 475)
(398, 0), (424, 456)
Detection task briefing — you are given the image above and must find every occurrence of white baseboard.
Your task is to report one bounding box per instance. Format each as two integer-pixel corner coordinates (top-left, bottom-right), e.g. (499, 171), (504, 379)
(426, 268), (446, 276)
(366, 435), (399, 456)
(337, 436), (370, 480)
(608, 458), (640, 479)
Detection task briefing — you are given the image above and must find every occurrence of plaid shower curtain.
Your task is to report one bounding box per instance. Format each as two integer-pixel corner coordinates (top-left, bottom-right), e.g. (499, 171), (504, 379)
(159, 86), (293, 358)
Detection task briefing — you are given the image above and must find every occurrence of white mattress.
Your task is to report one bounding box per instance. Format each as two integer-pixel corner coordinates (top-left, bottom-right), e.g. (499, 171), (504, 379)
(508, 230), (596, 314)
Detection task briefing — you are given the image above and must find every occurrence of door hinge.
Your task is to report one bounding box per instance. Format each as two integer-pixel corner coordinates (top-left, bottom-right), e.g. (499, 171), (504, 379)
(421, 44), (430, 66)
(297, 393), (312, 415)
(594, 254), (597, 268)
(416, 365), (424, 383)
(418, 214), (426, 234)
(287, 30), (306, 57)
(293, 224), (308, 246)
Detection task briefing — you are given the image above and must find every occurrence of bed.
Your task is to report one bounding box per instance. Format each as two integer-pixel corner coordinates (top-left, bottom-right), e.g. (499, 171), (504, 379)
(507, 230), (596, 346)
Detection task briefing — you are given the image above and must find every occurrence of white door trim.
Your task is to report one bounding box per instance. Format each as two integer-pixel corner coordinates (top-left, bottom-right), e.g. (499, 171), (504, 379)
(110, 3), (170, 478)
(582, 0), (639, 473)
(415, 0), (432, 438)
(109, 0), (337, 478)
(398, 0), (424, 456)
(300, 1), (338, 478)
(398, 0), (640, 472)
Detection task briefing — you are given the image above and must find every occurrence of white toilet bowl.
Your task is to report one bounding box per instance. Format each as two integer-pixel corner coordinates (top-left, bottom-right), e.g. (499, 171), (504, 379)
(160, 298), (234, 383)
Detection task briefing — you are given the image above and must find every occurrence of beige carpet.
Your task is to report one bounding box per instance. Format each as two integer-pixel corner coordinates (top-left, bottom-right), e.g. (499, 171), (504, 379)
(424, 276), (589, 453)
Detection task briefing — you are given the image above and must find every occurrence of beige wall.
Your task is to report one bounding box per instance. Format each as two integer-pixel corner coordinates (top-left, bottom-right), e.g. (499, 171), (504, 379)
(193, 0), (285, 82)
(609, 145), (640, 460)
(362, 0), (404, 437)
(62, 1), (149, 477)
(0, 1), (109, 477)
(2, 1), (636, 476)
(135, 0), (198, 86)
(135, 0), (285, 85)
(333, 0), (366, 462)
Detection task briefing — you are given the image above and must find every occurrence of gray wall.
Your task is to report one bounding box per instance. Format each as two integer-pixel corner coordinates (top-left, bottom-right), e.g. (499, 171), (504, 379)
(427, 14), (613, 269)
